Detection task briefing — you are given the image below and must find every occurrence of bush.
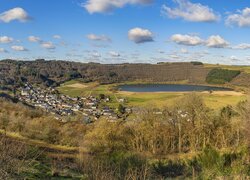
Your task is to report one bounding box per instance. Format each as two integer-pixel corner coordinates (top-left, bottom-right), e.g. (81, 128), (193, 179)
(191, 61), (203, 65)
(197, 146), (225, 177)
(152, 160), (187, 178)
(79, 153), (150, 179)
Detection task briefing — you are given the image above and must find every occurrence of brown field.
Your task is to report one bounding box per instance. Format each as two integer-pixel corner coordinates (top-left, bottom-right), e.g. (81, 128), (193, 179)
(64, 83), (88, 88)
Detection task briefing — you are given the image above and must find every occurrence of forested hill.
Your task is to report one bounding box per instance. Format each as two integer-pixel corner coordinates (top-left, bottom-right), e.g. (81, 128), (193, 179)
(0, 59), (246, 87)
(0, 60), (208, 86)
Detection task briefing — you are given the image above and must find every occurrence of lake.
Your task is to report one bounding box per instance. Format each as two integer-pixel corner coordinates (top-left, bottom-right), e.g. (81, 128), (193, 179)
(118, 84), (232, 92)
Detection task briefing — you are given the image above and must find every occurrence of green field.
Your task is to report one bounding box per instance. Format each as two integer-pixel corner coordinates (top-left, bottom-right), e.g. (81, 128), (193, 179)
(57, 80), (247, 110)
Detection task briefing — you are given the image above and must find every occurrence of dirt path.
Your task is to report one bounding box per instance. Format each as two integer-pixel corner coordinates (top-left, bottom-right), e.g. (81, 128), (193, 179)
(201, 91), (245, 96)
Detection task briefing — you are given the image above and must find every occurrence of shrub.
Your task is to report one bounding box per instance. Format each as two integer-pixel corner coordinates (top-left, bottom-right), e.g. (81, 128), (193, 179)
(79, 153), (150, 179)
(191, 61), (203, 65)
(152, 160), (187, 178)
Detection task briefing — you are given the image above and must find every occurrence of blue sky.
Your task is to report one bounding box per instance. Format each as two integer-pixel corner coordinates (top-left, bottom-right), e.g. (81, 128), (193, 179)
(1, 0), (250, 65)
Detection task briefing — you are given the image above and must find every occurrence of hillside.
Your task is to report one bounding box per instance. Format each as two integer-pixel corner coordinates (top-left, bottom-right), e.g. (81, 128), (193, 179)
(0, 60), (209, 87)
(1, 93), (250, 179)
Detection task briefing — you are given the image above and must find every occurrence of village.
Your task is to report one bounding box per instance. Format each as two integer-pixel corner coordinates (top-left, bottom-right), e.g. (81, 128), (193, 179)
(17, 83), (129, 123)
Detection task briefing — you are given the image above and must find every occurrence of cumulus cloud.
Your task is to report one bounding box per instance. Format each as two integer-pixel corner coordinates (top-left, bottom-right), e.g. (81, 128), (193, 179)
(29, 36), (58, 50)
(11, 45), (27, 51)
(41, 42), (56, 49)
(171, 34), (230, 49)
(128, 27), (154, 44)
(0, 48), (8, 53)
(232, 43), (250, 50)
(53, 35), (61, 39)
(162, 0), (219, 22)
(28, 36), (41, 43)
(171, 34), (203, 46)
(90, 51), (101, 58)
(87, 34), (111, 42)
(230, 55), (239, 61)
(83, 0), (153, 14)
(226, 8), (250, 27)
(0, 36), (14, 43)
(206, 35), (229, 48)
(109, 51), (120, 57)
(0, 7), (30, 23)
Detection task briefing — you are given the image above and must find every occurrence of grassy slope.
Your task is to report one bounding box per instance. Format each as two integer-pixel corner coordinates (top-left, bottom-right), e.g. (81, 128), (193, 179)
(57, 80), (247, 110)
(0, 130), (78, 153)
(0, 130), (83, 179)
(125, 93), (246, 109)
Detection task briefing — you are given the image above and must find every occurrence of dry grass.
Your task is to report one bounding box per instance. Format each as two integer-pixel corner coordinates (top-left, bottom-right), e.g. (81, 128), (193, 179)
(0, 130), (78, 152)
(64, 83), (88, 89)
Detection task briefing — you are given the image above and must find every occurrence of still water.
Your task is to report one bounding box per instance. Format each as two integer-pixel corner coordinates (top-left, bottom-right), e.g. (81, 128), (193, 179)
(118, 84), (232, 92)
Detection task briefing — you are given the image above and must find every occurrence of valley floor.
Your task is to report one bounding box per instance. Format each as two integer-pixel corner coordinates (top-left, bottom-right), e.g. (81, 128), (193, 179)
(57, 80), (247, 110)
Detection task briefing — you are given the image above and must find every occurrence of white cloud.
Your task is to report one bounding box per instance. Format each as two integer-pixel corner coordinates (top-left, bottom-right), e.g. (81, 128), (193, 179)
(83, 0), (153, 14)
(226, 8), (250, 27)
(91, 52), (101, 58)
(0, 36), (14, 43)
(171, 34), (203, 46)
(206, 35), (229, 48)
(169, 54), (180, 59)
(0, 7), (29, 23)
(41, 42), (55, 49)
(171, 34), (230, 49)
(232, 43), (250, 50)
(0, 48), (8, 53)
(28, 36), (41, 43)
(11, 45), (27, 51)
(230, 55), (239, 61)
(128, 27), (154, 44)
(53, 35), (61, 39)
(109, 51), (120, 57)
(162, 0), (219, 22)
(87, 34), (111, 42)
(180, 48), (188, 53)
